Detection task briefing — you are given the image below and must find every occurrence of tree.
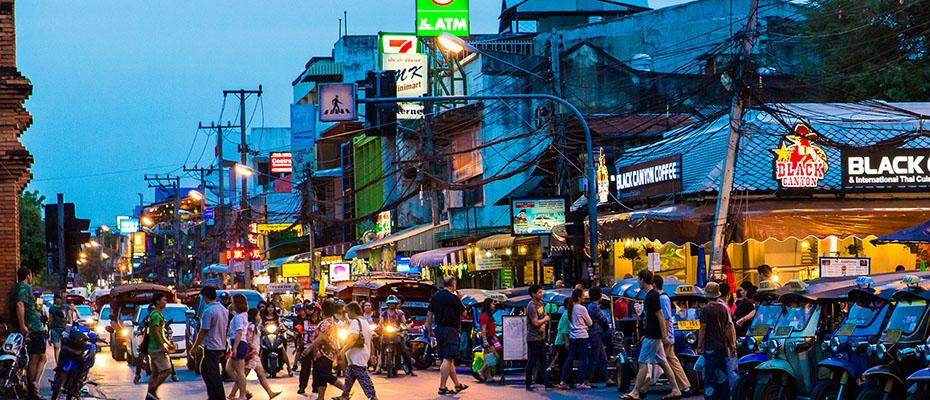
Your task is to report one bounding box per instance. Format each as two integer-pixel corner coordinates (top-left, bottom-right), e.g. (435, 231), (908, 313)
(19, 190), (46, 276)
(802, 0), (930, 101)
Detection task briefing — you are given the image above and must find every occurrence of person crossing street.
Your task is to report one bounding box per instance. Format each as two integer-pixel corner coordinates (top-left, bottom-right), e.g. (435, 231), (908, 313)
(427, 276), (468, 396)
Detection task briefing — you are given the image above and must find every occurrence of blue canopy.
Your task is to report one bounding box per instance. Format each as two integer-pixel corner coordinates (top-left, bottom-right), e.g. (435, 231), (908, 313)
(873, 219), (930, 244)
(611, 275), (688, 300)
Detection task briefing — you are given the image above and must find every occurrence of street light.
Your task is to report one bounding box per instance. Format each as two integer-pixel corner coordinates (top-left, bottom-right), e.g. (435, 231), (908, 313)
(189, 190), (204, 201)
(437, 33), (467, 54)
(86, 240), (99, 248)
(100, 225), (110, 233)
(141, 216), (155, 227)
(235, 164), (254, 177)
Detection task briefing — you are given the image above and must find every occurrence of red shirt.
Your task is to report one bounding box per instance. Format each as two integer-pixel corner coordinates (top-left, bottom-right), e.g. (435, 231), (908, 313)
(614, 298), (629, 319)
(479, 312), (496, 340)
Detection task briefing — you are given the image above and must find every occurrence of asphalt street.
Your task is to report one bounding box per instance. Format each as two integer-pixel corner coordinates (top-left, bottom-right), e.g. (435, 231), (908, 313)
(37, 347), (703, 400)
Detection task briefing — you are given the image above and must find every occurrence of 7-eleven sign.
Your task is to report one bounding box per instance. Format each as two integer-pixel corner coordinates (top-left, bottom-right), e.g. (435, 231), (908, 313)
(380, 33), (418, 54)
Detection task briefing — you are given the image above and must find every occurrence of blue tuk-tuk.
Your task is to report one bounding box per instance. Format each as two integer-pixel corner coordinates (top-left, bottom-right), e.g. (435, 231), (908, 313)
(732, 281), (783, 400)
(669, 284), (707, 392)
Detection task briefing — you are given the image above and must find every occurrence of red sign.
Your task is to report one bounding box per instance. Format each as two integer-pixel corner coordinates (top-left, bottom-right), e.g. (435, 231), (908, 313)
(270, 152), (293, 174)
(225, 247), (261, 261)
(772, 124), (828, 188)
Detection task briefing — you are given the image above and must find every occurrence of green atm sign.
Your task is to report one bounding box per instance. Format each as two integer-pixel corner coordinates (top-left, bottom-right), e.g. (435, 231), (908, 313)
(416, 0), (469, 37)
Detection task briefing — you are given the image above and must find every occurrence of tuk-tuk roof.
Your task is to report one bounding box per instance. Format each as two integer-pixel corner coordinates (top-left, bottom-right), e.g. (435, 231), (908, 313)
(613, 275), (688, 300)
(459, 289), (507, 307)
(542, 288), (575, 305)
(109, 283), (173, 299)
(776, 276), (860, 303)
(503, 294), (531, 309)
(610, 278), (638, 297)
(351, 277), (435, 290)
(495, 287), (530, 299)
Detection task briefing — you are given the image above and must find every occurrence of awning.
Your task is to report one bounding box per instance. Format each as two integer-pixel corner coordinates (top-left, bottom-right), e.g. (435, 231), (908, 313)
(265, 253), (310, 269)
(344, 244), (364, 260)
(873, 219), (930, 244)
(317, 242), (354, 257)
(357, 221), (450, 252)
(476, 234), (516, 250)
(202, 264), (228, 275)
(409, 246), (468, 268)
(593, 198), (930, 246)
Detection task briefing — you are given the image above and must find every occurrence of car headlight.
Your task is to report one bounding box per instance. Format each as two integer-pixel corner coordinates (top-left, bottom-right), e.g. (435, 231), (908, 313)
(337, 328), (349, 342)
(85, 317), (95, 325)
(686, 332), (697, 345)
(265, 324), (278, 334)
(897, 347), (917, 362)
(820, 341), (830, 353)
(830, 336), (841, 353)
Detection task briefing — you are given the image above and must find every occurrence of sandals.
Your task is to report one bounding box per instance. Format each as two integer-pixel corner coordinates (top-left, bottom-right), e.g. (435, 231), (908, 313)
(455, 384), (469, 393)
(438, 387), (455, 395)
(619, 394), (640, 400)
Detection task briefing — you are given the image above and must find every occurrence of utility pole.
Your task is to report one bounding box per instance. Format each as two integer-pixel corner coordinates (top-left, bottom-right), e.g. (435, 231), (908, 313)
(198, 121), (240, 230)
(145, 174), (182, 288)
(223, 87), (262, 288)
(301, 164), (316, 284)
(709, 0), (760, 275)
(184, 165), (219, 281)
(57, 194), (66, 290)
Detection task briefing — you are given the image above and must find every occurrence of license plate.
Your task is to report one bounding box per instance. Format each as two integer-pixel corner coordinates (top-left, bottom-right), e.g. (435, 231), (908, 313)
(677, 320), (700, 331)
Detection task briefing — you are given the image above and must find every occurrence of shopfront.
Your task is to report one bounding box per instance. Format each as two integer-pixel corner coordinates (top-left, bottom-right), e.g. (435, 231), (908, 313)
(596, 103), (930, 284)
(349, 221), (449, 273)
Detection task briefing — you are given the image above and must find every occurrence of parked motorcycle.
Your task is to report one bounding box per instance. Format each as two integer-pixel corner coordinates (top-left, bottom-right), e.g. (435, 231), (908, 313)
(51, 325), (104, 400)
(260, 321), (286, 378)
(0, 332), (28, 398)
(411, 332), (437, 370)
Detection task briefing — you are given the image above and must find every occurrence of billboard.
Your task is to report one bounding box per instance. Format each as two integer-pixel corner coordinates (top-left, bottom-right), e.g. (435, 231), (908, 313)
(615, 155), (681, 199)
(772, 124), (828, 188)
(270, 152), (293, 174)
(382, 53), (428, 119)
(396, 256), (420, 274)
(282, 262), (310, 278)
(375, 211), (391, 240)
(511, 198), (566, 235)
(255, 223), (303, 236)
(132, 232), (146, 256)
(116, 216), (139, 234)
(416, 0), (469, 37)
(843, 148), (930, 188)
(329, 262), (351, 283)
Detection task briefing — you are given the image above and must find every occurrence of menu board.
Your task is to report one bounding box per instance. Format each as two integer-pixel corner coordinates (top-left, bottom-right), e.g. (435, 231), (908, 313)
(820, 257), (870, 278)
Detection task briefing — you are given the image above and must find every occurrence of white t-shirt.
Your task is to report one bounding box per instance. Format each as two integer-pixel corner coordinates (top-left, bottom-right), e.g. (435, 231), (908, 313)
(569, 304), (592, 339)
(228, 312), (249, 344)
(346, 317), (372, 367)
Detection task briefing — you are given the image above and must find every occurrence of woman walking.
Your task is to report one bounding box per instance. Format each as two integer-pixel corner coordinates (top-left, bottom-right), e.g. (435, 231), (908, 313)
(228, 308), (281, 400)
(226, 294), (250, 400)
(477, 298), (499, 382)
(556, 288), (593, 390)
(334, 302), (378, 400)
(305, 300), (344, 400)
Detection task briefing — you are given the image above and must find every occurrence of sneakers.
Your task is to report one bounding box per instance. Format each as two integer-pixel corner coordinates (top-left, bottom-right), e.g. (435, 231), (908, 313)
(146, 393), (160, 400)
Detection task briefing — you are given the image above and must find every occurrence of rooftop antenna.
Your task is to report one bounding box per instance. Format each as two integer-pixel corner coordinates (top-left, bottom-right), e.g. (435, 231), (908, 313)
(338, 18), (342, 38)
(344, 11), (348, 36)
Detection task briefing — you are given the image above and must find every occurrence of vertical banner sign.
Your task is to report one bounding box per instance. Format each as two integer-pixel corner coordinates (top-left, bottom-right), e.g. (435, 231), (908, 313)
(416, 0), (470, 37)
(596, 148), (610, 204)
(318, 83), (358, 122)
(382, 53), (428, 119)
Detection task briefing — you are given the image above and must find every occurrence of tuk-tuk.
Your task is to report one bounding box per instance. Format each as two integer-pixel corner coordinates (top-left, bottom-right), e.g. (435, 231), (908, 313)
(732, 281), (784, 400)
(106, 283), (175, 362)
(811, 276), (899, 400)
(325, 281), (354, 301)
(350, 276), (437, 332)
(857, 275), (930, 400)
(669, 284), (707, 392)
(752, 277), (856, 399)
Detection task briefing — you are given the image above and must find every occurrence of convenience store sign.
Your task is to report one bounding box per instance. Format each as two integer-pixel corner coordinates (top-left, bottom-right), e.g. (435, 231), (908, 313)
(416, 0), (469, 37)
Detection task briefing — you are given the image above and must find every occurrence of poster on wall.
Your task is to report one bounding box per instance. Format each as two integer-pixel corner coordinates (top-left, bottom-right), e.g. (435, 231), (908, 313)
(511, 198), (566, 235)
(820, 257), (870, 278)
(375, 211), (392, 240)
(329, 263), (351, 283)
(843, 148), (930, 188)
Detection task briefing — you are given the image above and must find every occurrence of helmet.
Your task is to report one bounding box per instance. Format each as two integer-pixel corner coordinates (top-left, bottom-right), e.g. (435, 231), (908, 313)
(386, 295), (400, 305)
(295, 304), (304, 311)
(219, 292), (231, 301)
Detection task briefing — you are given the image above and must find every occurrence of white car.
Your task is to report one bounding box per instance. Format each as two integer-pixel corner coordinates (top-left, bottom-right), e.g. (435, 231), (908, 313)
(129, 304), (190, 360)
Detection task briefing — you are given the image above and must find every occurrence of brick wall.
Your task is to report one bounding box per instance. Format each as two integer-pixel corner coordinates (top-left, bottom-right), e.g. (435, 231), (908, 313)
(0, 0), (34, 323)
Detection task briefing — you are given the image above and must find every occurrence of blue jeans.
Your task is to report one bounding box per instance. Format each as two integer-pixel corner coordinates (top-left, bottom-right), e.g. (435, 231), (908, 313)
(526, 340), (549, 387)
(587, 334), (609, 382)
(561, 338), (590, 384)
(702, 349), (730, 400)
(726, 354), (739, 390)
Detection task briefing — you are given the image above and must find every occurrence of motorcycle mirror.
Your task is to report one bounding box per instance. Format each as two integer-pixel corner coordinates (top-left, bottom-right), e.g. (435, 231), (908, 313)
(124, 321), (134, 327)
(105, 326), (114, 333)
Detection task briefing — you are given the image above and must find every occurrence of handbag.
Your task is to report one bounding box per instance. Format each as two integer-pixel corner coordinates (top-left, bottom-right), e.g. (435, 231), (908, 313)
(485, 351), (498, 367)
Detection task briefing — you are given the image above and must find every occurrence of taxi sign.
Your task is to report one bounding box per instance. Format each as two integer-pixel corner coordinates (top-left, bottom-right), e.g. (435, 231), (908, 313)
(674, 285), (696, 296)
(902, 275), (921, 287)
(784, 279), (809, 292)
(758, 281), (779, 292)
(677, 320), (700, 331)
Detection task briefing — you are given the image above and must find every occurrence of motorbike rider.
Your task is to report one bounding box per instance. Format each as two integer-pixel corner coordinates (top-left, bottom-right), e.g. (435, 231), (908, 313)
(260, 302), (292, 376)
(380, 296), (416, 376)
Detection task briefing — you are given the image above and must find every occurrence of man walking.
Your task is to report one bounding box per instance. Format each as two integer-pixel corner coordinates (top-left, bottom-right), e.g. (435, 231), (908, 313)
(334, 302), (378, 400)
(620, 270), (681, 400)
(586, 286), (614, 387)
(426, 276), (468, 395)
(191, 286), (229, 400)
(12, 267), (46, 400)
(146, 294), (174, 400)
(525, 285), (551, 390)
(697, 282), (737, 400)
(655, 275), (690, 395)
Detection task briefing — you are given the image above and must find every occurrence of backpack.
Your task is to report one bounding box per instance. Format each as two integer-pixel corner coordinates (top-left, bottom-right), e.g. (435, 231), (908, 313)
(138, 316), (151, 356)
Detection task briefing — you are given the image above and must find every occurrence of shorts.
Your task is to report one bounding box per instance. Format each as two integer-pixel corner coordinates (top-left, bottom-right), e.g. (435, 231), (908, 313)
(435, 326), (460, 361)
(149, 348), (172, 373)
(638, 338), (667, 364)
(49, 328), (64, 344)
(312, 357), (338, 389)
(27, 332), (47, 355)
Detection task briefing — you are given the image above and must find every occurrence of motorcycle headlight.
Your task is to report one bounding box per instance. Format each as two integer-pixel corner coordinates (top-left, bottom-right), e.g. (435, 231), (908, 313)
(830, 336), (841, 353)
(121, 327), (130, 337)
(337, 328), (349, 342)
(747, 337), (757, 351)
(686, 332), (697, 345)
(877, 343), (888, 361)
(896, 347), (917, 362)
(2, 343), (12, 352)
(820, 341), (830, 353)
(868, 344), (877, 355)
(384, 325), (397, 334)
(266, 324), (278, 334)
(85, 317), (95, 325)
